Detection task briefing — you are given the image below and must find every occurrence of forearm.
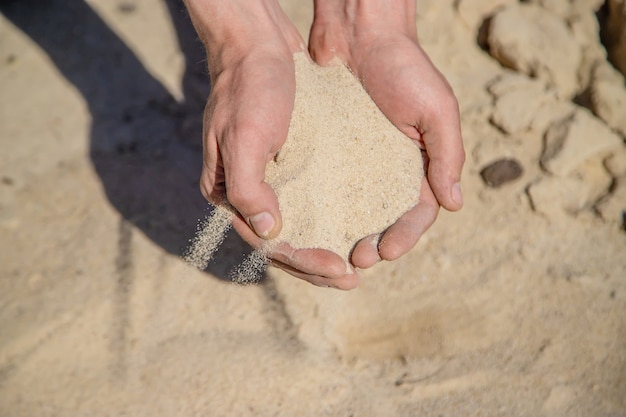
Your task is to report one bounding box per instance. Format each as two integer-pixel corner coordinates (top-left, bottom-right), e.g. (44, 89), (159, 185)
(182, 0), (298, 74)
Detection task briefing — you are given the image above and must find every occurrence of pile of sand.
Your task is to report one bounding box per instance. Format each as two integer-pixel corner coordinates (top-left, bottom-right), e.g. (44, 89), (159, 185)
(265, 52), (423, 261)
(186, 52), (423, 272)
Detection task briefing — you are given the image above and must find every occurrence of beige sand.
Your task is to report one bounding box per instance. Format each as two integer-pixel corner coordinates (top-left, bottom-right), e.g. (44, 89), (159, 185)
(1, 0), (626, 416)
(266, 53), (422, 261)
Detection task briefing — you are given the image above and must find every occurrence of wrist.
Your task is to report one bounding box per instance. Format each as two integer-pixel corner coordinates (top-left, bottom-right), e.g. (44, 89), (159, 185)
(183, 0), (299, 73)
(311, 0), (417, 65)
(314, 0), (415, 27)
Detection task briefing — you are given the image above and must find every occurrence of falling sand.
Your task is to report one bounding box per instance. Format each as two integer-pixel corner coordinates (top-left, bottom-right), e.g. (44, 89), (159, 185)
(186, 52), (423, 280)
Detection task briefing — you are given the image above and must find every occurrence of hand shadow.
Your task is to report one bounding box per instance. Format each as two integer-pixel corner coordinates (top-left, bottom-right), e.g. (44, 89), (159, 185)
(0, 0), (252, 280)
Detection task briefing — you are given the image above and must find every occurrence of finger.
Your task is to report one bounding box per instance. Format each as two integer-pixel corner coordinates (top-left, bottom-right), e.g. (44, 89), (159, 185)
(199, 102), (227, 205)
(269, 259), (361, 290)
(378, 181), (439, 261)
(231, 215), (359, 288)
(221, 95), (292, 240)
(351, 234), (382, 269)
(271, 242), (352, 279)
(224, 139), (283, 239)
(421, 92), (465, 212)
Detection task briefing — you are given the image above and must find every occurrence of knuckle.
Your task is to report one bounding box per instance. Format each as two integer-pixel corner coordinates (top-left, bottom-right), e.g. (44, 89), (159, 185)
(199, 167), (225, 205)
(225, 183), (248, 209)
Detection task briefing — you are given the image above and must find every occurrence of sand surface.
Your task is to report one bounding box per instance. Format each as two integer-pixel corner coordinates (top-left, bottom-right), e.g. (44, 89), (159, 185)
(1, 1), (626, 416)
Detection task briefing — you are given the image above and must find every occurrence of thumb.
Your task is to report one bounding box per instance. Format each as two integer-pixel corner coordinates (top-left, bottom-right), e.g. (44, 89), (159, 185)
(422, 100), (465, 212)
(223, 138), (283, 239)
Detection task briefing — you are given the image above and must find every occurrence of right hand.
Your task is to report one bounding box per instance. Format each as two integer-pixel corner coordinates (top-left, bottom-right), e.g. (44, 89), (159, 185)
(184, 0), (360, 289)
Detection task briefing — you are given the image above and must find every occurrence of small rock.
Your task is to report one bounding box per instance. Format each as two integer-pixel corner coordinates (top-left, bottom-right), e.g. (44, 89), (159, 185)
(541, 109), (623, 176)
(487, 3), (582, 98)
(117, 1), (136, 14)
(526, 0), (571, 17)
(488, 74), (552, 134)
(570, 7), (608, 89)
(480, 158), (524, 187)
(572, 156), (615, 204)
(590, 63), (626, 138)
(604, 0), (626, 77)
(530, 99), (576, 134)
(572, 0), (606, 12)
(596, 179), (626, 227)
(455, 0), (516, 29)
(527, 176), (589, 214)
(605, 147), (626, 177)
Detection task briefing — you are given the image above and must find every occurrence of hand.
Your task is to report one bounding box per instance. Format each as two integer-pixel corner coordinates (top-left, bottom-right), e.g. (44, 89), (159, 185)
(184, 0), (360, 289)
(309, 0), (466, 268)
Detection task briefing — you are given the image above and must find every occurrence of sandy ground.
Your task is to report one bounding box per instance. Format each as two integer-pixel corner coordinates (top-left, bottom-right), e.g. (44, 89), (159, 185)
(1, 0), (625, 416)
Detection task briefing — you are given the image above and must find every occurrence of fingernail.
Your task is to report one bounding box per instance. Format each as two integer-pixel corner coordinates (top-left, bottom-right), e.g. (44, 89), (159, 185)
(249, 212), (275, 238)
(452, 182), (463, 207)
(370, 236), (382, 263)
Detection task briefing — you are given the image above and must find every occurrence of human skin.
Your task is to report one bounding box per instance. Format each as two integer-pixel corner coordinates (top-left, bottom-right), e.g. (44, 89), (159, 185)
(183, 0), (465, 289)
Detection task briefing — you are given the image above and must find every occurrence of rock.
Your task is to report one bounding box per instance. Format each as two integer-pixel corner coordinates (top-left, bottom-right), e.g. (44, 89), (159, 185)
(541, 109), (623, 176)
(604, 0), (626, 77)
(526, 0), (571, 17)
(487, 71), (542, 96)
(572, 156), (615, 204)
(480, 158), (524, 187)
(530, 99), (576, 134)
(487, 3), (582, 98)
(572, 0), (606, 12)
(570, 6), (608, 89)
(523, 0), (607, 90)
(596, 179), (626, 228)
(605, 146), (626, 177)
(488, 73), (554, 134)
(590, 62), (626, 138)
(455, 0), (516, 29)
(529, 155), (612, 214)
(526, 0), (605, 17)
(528, 176), (591, 214)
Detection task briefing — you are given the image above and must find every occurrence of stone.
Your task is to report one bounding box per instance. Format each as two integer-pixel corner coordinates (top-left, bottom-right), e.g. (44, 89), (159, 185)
(455, 0), (516, 29)
(526, 0), (605, 17)
(480, 158), (524, 187)
(605, 0), (626, 76)
(570, 5), (608, 89)
(529, 155), (612, 214)
(487, 3), (582, 98)
(590, 62), (626, 138)
(488, 73), (553, 134)
(572, 156), (615, 205)
(605, 147), (626, 177)
(572, 0), (606, 11)
(528, 176), (591, 214)
(541, 109), (623, 176)
(526, 0), (571, 17)
(596, 179), (626, 228)
(530, 99), (576, 134)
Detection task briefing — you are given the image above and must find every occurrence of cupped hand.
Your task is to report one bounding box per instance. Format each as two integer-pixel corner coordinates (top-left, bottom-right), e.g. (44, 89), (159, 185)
(185, 0), (359, 288)
(309, 4), (466, 268)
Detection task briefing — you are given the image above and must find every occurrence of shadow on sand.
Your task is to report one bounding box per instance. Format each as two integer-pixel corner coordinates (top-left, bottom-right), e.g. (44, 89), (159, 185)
(1, 0), (251, 280)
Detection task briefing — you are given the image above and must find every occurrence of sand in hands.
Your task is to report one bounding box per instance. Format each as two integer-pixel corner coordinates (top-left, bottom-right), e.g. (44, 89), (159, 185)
(265, 52), (423, 262)
(186, 52), (423, 280)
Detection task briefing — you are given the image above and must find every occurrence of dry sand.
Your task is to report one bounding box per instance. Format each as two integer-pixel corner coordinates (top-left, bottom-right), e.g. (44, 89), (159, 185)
(185, 52), (422, 273)
(1, 0), (626, 416)
(266, 53), (422, 261)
